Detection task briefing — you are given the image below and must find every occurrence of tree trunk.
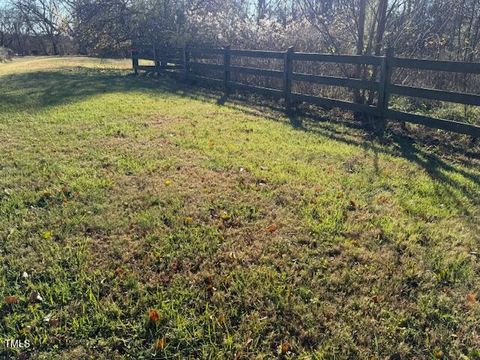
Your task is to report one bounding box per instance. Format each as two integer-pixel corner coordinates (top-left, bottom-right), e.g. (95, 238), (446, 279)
(367, 0), (388, 105)
(353, 0), (367, 107)
(51, 35), (59, 55)
(14, 25), (24, 55)
(258, 0), (266, 23)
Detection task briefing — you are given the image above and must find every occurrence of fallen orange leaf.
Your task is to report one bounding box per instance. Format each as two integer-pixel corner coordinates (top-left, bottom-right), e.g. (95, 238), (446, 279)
(149, 309), (160, 322)
(5, 295), (19, 305)
(266, 224), (278, 233)
(281, 341), (290, 354)
(467, 293), (477, 304)
(114, 267), (125, 277)
(155, 337), (166, 349)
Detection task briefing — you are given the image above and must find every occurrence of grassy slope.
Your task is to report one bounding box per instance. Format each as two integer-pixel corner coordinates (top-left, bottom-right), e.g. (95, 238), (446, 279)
(0, 57), (479, 359)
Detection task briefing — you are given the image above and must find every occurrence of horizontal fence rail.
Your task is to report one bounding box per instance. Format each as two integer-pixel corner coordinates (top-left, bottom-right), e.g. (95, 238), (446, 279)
(190, 48), (224, 55)
(231, 82), (284, 98)
(189, 62), (223, 71)
(292, 52), (383, 66)
(393, 57), (480, 74)
(231, 66), (284, 78)
(131, 46), (480, 137)
(389, 85), (480, 106)
(230, 49), (285, 59)
(292, 73), (379, 91)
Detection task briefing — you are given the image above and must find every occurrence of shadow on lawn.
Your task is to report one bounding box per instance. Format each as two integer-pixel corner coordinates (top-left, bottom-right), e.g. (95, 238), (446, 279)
(286, 109), (480, 215)
(0, 68), (164, 109)
(177, 78), (480, 214)
(2, 68), (479, 215)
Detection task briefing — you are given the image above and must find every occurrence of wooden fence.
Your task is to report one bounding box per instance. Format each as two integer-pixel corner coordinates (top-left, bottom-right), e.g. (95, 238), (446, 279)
(131, 46), (480, 137)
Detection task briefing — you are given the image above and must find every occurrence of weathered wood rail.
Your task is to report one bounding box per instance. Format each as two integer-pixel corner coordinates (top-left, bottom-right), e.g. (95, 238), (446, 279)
(131, 46), (480, 137)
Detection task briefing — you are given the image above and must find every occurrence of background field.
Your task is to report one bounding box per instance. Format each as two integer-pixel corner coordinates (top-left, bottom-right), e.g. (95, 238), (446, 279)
(1, 57), (479, 359)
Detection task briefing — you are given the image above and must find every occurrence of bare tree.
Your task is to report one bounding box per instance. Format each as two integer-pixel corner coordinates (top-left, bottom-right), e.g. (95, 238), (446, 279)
(13, 0), (72, 54)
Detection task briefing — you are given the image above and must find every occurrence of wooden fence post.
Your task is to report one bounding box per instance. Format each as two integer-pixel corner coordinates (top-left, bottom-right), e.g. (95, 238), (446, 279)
(154, 46), (161, 75)
(183, 46), (190, 81)
(132, 50), (138, 75)
(378, 47), (394, 129)
(284, 46), (294, 112)
(224, 45), (231, 97)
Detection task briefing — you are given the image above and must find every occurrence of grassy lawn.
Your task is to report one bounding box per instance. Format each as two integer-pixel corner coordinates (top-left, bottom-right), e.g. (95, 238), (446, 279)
(0, 56), (479, 359)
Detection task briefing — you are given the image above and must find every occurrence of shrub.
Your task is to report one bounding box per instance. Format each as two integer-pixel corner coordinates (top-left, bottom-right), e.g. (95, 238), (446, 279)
(0, 47), (14, 62)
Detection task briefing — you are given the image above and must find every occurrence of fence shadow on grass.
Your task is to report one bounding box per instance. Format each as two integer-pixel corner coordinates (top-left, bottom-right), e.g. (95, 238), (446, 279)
(161, 74), (480, 216)
(2, 67), (479, 215)
(0, 69), (162, 110)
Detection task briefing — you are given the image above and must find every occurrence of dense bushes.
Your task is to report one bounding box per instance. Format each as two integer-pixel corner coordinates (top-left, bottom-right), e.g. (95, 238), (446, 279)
(2, 0), (480, 61)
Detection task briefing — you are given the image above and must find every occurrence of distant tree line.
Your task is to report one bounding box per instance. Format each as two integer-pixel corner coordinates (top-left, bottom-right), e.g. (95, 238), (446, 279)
(1, 0), (479, 62)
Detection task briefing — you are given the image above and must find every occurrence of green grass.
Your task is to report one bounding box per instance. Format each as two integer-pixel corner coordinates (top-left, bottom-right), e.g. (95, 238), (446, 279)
(0, 57), (479, 359)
